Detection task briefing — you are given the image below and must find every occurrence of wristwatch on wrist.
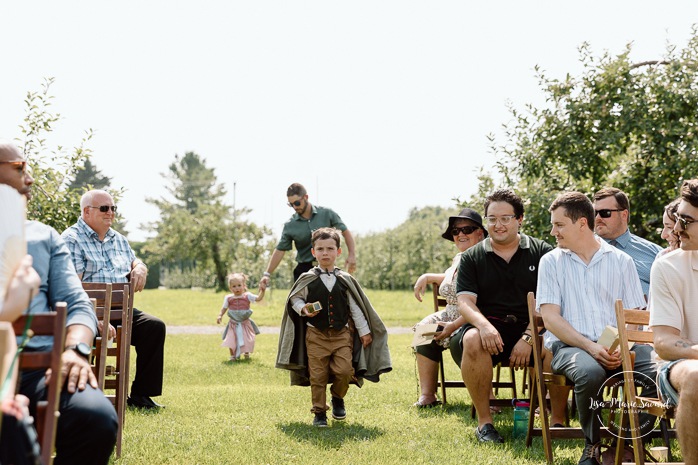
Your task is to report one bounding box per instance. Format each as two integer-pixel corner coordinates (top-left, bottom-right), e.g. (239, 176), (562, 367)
(263, 272), (271, 278)
(65, 342), (91, 359)
(521, 333), (533, 347)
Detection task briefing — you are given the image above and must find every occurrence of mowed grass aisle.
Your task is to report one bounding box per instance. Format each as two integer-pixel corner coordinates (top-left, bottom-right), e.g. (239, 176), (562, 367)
(115, 289), (589, 464)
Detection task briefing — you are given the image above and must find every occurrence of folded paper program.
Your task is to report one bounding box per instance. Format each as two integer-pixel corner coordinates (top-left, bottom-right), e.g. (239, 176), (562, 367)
(412, 324), (441, 347)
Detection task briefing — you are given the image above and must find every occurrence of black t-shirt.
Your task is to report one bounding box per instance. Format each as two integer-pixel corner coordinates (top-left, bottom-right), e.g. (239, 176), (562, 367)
(456, 234), (553, 321)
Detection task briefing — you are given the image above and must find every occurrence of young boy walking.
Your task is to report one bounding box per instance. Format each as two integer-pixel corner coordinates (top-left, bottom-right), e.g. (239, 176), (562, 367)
(276, 228), (391, 427)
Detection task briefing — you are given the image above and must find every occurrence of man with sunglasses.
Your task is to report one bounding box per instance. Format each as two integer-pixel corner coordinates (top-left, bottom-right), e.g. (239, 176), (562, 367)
(592, 188), (662, 298)
(649, 179), (698, 465)
(259, 182), (356, 289)
(0, 140), (118, 463)
(62, 189), (167, 410)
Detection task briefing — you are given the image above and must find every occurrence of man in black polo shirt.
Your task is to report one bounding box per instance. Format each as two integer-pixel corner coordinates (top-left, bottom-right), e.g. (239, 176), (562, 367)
(450, 189), (553, 443)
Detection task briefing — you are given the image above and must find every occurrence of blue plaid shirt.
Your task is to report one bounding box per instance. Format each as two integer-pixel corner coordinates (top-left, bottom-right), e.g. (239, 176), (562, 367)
(61, 217), (135, 283)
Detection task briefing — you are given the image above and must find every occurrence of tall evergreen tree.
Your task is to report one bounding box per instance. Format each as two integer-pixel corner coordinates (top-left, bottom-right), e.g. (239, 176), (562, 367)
(145, 152), (272, 290)
(69, 158), (112, 190)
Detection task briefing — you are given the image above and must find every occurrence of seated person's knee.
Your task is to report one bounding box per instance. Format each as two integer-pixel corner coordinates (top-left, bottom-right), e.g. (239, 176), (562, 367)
(462, 329), (485, 356)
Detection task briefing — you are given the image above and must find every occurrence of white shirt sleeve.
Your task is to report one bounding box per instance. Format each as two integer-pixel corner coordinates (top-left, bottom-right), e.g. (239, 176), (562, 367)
(290, 286), (309, 315)
(348, 293), (370, 337)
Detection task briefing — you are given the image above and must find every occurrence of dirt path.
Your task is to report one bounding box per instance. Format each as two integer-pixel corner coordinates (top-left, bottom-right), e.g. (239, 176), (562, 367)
(169, 325), (413, 335)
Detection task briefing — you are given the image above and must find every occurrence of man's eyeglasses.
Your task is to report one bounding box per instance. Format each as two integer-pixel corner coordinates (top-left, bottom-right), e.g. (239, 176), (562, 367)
(287, 199), (303, 208)
(674, 212), (696, 230)
(0, 160), (27, 173)
(88, 205), (118, 213)
(484, 215), (517, 226)
(594, 209), (624, 218)
(451, 226), (480, 236)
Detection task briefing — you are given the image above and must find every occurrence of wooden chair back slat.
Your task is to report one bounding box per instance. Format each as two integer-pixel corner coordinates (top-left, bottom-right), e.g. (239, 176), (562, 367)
(614, 300), (678, 465)
(80, 282), (132, 458)
(12, 303), (67, 465)
(83, 286), (112, 389)
(525, 292), (610, 462)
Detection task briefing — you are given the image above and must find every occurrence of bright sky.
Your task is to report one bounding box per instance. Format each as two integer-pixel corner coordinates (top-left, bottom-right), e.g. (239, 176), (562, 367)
(1, 2), (696, 241)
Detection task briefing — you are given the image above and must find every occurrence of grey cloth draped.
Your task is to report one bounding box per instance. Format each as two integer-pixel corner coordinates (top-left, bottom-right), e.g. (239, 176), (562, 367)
(222, 310), (260, 357)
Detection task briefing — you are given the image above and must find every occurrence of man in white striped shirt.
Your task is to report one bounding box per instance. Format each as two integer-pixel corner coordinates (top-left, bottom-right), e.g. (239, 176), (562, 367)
(537, 192), (656, 465)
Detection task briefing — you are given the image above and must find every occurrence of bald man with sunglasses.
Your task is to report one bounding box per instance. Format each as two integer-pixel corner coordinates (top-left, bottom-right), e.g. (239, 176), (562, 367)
(62, 189), (167, 410)
(592, 187), (662, 298)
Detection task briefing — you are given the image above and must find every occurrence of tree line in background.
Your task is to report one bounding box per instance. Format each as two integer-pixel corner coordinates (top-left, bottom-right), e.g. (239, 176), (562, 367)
(19, 28), (698, 290)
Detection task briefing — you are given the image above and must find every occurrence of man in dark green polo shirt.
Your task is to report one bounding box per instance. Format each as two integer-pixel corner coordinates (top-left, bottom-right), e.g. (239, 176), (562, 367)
(259, 183), (356, 289)
(450, 188), (553, 443)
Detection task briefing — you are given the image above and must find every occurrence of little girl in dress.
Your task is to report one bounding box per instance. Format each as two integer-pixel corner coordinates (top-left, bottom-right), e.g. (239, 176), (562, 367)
(216, 273), (264, 361)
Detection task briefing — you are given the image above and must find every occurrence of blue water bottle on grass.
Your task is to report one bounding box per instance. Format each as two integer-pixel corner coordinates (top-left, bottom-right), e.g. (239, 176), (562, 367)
(512, 399), (530, 439)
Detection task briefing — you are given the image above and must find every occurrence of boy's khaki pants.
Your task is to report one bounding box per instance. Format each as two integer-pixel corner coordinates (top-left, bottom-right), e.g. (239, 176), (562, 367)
(306, 326), (354, 414)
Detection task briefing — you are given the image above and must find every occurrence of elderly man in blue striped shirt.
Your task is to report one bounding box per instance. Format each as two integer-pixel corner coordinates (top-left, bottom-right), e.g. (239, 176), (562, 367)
(537, 191), (657, 465)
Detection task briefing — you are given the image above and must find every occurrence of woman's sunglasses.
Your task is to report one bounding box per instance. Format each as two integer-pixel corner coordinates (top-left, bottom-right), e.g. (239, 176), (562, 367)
(451, 226), (480, 236)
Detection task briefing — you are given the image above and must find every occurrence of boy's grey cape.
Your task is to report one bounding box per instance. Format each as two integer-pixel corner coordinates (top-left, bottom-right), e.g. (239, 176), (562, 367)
(275, 268), (392, 386)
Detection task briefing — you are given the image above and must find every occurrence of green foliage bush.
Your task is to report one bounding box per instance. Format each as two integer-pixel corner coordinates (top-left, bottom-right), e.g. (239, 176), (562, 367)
(490, 30), (698, 244)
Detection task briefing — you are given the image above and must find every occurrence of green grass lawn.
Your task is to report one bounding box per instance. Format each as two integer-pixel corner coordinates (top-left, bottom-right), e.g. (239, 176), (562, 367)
(134, 287), (434, 328)
(115, 289), (677, 464)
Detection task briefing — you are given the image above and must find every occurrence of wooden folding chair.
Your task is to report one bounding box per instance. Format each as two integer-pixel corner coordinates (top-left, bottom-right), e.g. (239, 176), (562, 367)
(0, 322), (18, 441)
(432, 286), (520, 412)
(524, 292), (626, 464)
(82, 285), (112, 390)
(12, 302), (67, 465)
(82, 283), (131, 458)
(614, 300), (681, 465)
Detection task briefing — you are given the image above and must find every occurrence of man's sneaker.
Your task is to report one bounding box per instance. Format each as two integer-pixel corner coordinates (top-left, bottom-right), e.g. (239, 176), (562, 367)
(475, 423), (504, 443)
(578, 441), (601, 465)
(331, 397), (346, 420)
(313, 412), (328, 427)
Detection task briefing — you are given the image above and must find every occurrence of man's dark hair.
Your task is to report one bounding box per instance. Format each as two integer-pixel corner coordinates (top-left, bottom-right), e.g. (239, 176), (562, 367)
(311, 227), (341, 248)
(550, 191), (595, 230)
(484, 189), (524, 219)
(593, 187), (630, 211)
(680, 179), (698, 208)
(287, 183), (307, 197)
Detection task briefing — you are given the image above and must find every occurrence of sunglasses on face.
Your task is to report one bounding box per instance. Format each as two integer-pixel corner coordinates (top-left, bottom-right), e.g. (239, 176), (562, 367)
(594, 208), (624, 218)
(451, 226), (480, 236)
(0, 160), (27, 173)
(674, 212), (696, 230)
(88, 205), (118, 213)
(287, 199), (303, 207)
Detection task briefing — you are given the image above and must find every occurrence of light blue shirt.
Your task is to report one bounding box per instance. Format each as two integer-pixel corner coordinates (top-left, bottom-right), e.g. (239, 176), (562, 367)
(536, 240), (646, 349)
(602, 229), (662, 298)
(25, 221), (97, 350)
